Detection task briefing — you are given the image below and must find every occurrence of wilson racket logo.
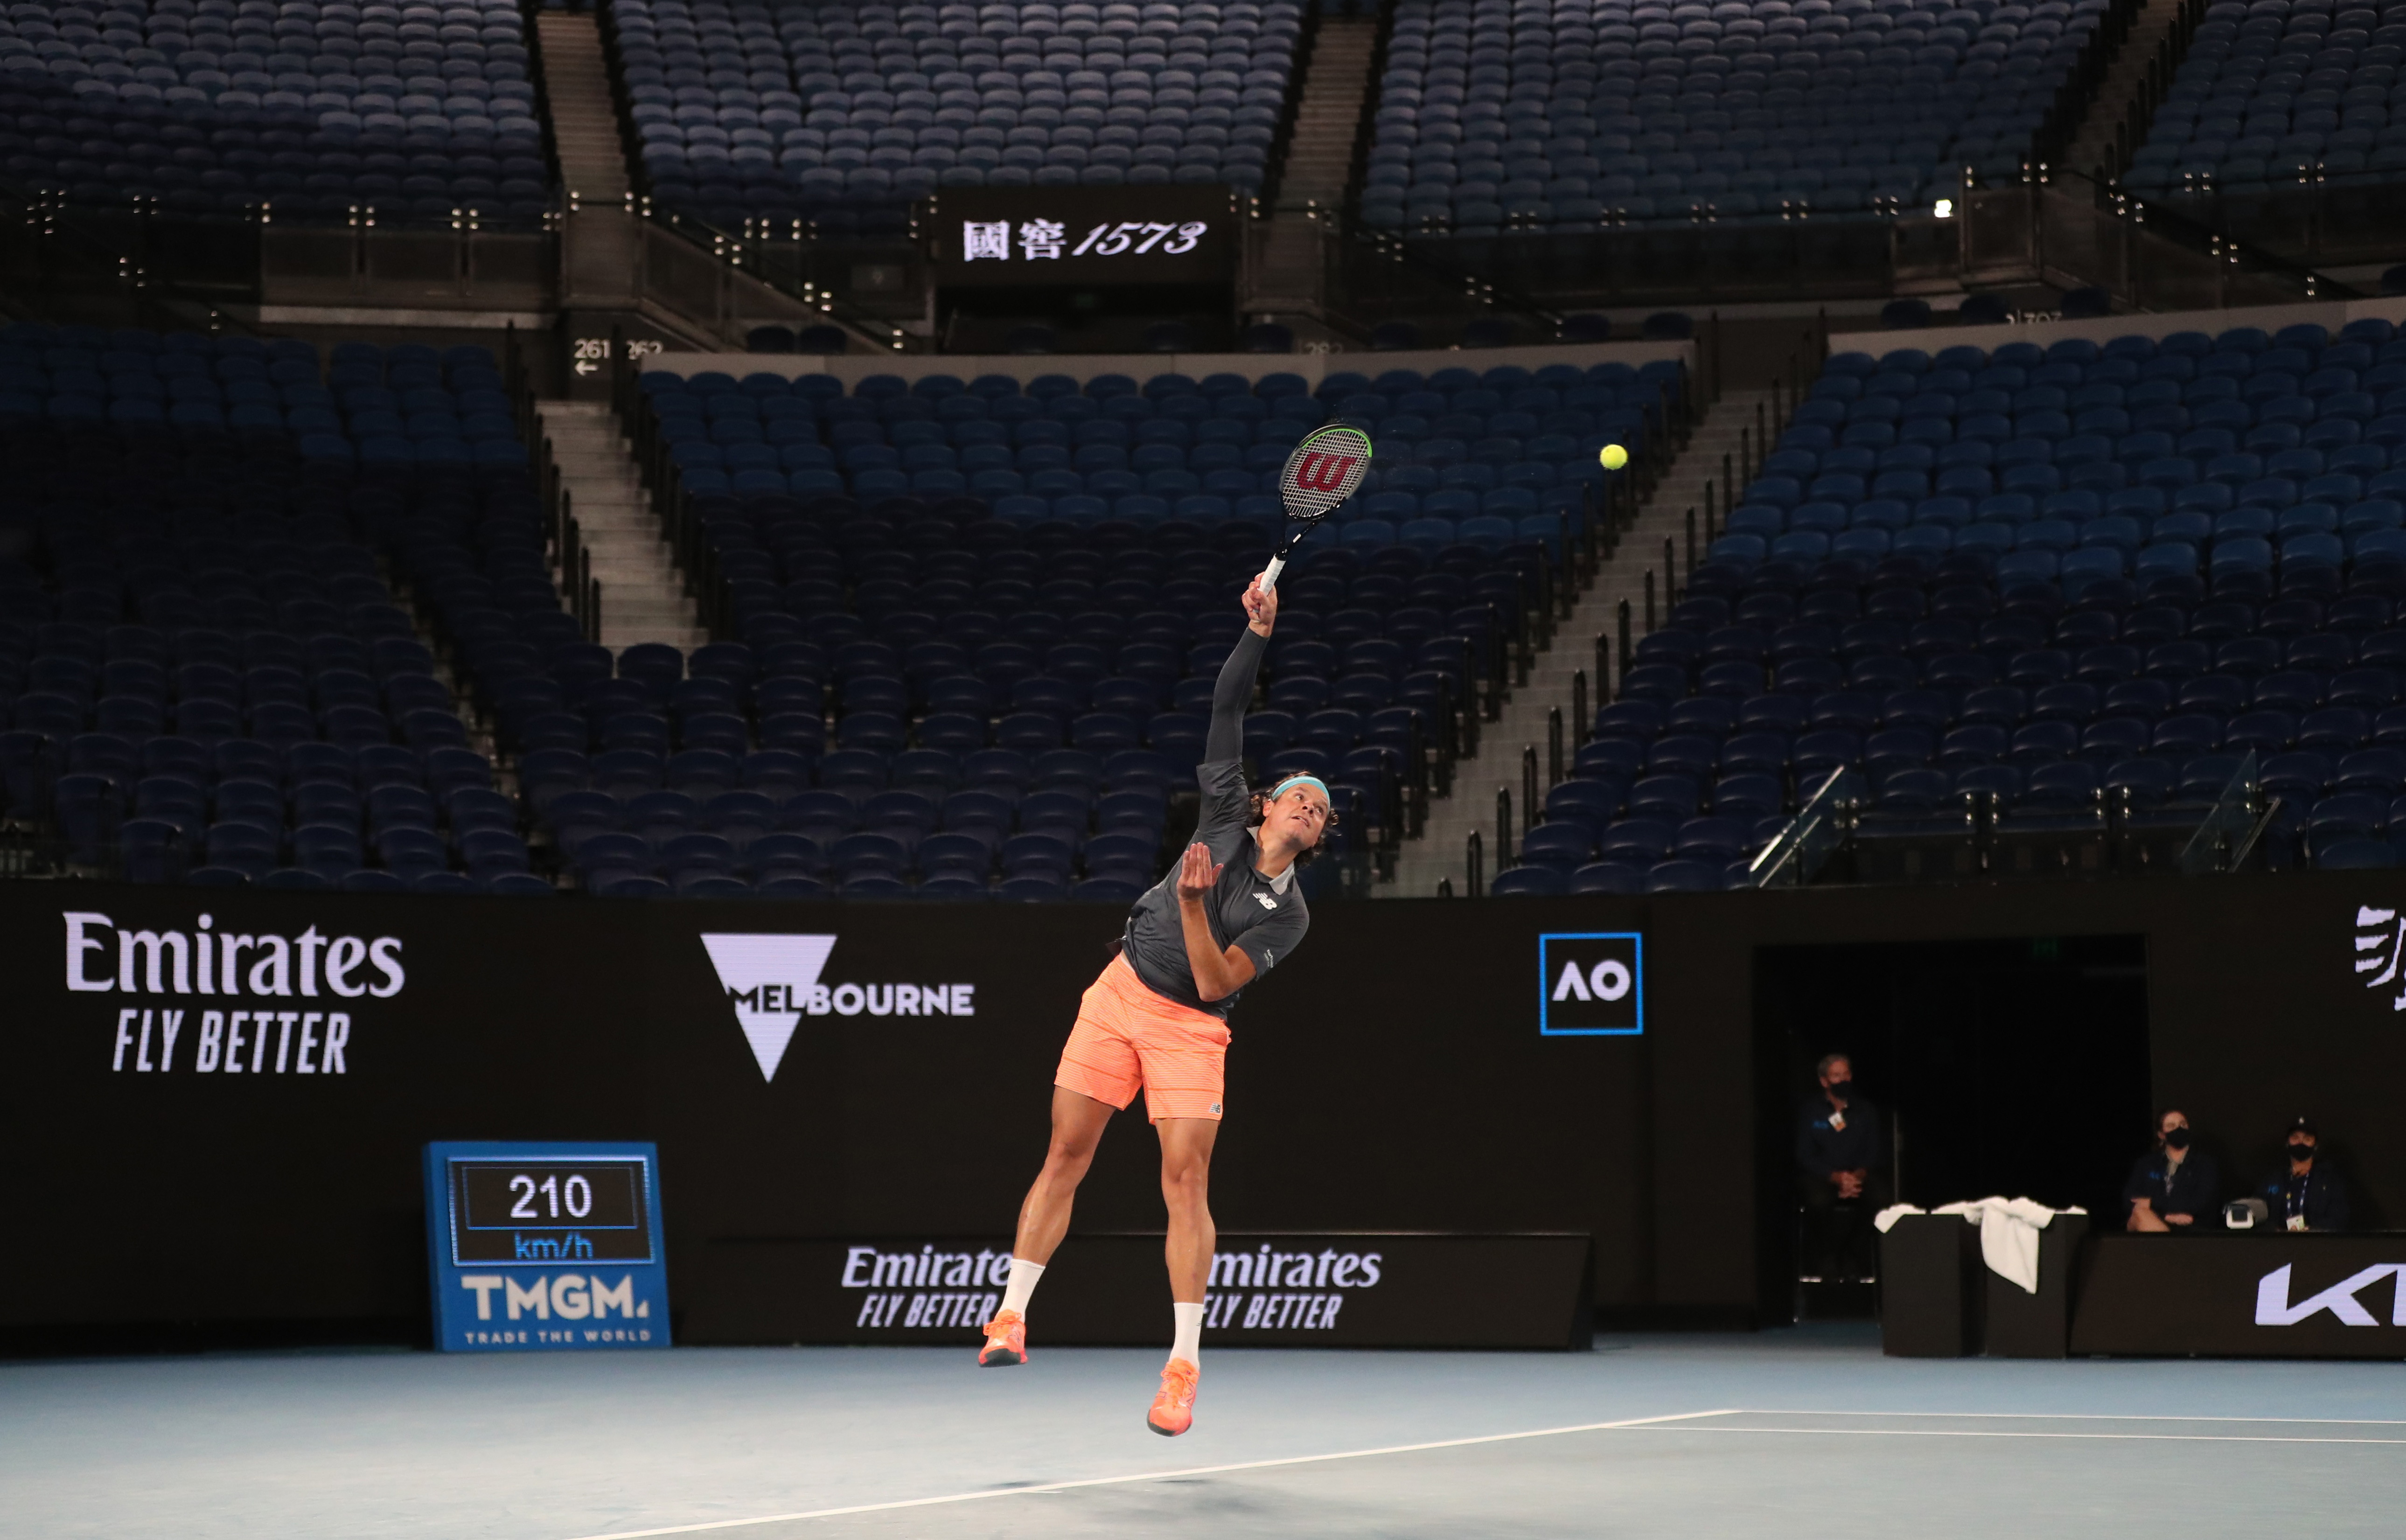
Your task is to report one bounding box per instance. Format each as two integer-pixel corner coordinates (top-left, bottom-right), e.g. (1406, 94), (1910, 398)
(1276, 426), (1372, 517)
(1290, 452), (1359, 493)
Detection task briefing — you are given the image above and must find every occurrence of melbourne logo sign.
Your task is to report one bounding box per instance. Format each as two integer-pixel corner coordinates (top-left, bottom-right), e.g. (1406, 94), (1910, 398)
(700, 933), (980, 1081)
(1539, 931), (1643, 1036)
(64, 910), (405, 1079)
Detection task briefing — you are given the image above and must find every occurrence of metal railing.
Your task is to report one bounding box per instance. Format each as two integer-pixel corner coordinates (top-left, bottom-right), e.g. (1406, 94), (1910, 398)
(1750, 767), (1864, 888)
(2177, 752), (2263, 876)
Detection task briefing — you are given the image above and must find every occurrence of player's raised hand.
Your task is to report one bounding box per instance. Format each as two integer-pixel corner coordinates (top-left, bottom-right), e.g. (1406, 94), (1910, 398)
(1241, 573), (1278, 635)
(1174, 841), (1222, 901)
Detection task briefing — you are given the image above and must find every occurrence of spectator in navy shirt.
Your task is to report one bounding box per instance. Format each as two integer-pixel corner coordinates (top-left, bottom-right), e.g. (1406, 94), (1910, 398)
(2122, 1109), (2220, 1232)
(1796, 1054), (1889, 1281)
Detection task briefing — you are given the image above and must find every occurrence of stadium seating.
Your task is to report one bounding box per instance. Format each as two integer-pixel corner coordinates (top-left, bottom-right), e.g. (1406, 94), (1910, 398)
(0, 320), (549, 892)
(0, 327), (1674, 900)
(0, 0), (551, 225)
(0, 309), (1674, 899)
(1359, 0), (2111, 234)
(2123, 0), (2406, 198)
(608, 0), (1305, 234)
(570, 352), (1675, 896)
(1486, 316), (2406, 891)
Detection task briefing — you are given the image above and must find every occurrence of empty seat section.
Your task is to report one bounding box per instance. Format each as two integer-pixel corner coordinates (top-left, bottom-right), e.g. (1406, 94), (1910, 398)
(1358, 0), (2112, 234)
(1490, 320), (2406, 890)
(0, 0), (550, 226)
(611, 0), (1305, 235)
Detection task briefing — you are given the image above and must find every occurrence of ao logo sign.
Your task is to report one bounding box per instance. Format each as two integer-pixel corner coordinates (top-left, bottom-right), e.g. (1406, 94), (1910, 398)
(700, 934), (979, 1081)
(1539, 932), (1643, 1036)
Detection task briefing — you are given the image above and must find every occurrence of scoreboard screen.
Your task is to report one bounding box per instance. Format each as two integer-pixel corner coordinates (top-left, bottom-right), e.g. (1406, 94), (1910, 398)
(448, 1157), (656, 1265)
(423, 1141), (670, 1352)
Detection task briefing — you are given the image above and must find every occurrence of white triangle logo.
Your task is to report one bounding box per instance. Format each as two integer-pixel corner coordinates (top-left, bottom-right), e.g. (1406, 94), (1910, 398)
(700, 933), (838, 1081)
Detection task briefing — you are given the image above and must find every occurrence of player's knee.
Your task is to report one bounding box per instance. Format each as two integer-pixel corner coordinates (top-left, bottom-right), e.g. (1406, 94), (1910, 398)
(1159, 1157), (1210, 1202)
(1045, 1136), (1097, 1175)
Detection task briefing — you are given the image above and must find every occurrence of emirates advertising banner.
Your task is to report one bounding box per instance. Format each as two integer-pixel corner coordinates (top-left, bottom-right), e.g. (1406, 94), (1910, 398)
(685, 1233), (1594, 1350)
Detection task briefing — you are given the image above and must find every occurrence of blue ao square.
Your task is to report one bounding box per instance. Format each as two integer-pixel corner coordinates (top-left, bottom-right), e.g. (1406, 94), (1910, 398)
(1538, 932), (1644, 1037)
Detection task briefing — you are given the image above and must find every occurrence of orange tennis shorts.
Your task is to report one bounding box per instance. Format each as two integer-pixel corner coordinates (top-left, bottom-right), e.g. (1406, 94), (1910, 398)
(1054, 954), (1230, 1122)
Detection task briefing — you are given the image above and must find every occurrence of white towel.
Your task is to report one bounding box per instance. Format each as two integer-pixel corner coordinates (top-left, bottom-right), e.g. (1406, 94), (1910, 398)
(1873, 1203), (1925, 1233)
(1927, 1198), (2086, 1294)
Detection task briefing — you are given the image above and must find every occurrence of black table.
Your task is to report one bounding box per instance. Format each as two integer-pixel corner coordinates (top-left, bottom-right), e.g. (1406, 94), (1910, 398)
(1879, 1211), (2087, 1358)
(2071, 1233), (2406, 1359)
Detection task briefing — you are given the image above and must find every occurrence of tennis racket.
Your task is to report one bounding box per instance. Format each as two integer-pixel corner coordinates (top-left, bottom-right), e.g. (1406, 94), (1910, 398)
(1262, 422), (1373, 592)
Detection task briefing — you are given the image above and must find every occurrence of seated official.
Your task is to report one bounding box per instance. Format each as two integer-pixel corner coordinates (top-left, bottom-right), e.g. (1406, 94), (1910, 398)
(2122, 1109), (2219, 1232)
(2262, 1117), (2350, 1232)
(1796, 1052), (1890, 1282)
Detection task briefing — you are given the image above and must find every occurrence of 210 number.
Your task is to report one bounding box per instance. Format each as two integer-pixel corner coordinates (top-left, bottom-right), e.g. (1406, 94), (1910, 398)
(508, 1173), (594, 1220)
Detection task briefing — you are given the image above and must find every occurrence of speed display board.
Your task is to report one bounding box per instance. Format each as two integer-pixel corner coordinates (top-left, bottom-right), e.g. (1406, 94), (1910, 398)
(929, 185), (1238, 287)
(422, 1141), (670, 1352)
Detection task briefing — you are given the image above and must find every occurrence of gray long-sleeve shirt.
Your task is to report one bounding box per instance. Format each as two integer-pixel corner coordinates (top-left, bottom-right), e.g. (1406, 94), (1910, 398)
(1118, 626), (1310, 1019)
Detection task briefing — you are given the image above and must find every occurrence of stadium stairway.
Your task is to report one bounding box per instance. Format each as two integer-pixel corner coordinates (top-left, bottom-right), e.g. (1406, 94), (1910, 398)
(1390, 387), (1773, 895)
(540, 7), (649, 315)
(540, 10), (635, 202)
(1248, 17), (1381, 317)
(536, 400), (706, 651)
(2062, 0), (2196, 180)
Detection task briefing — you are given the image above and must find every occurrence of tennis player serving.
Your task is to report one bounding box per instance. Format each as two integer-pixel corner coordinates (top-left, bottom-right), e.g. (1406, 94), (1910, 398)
(977, 572), (1330, 1437)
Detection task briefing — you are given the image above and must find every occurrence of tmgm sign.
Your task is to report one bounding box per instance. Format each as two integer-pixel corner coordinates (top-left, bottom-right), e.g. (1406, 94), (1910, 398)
(423, 1141), (671, 1352)
(1539, 932), (1643, 1036)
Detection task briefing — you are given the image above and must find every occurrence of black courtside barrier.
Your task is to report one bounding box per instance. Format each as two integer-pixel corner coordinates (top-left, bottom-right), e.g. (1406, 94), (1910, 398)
(2072, 1234), (2406, 1360)
(7, 872), (2406, 1345)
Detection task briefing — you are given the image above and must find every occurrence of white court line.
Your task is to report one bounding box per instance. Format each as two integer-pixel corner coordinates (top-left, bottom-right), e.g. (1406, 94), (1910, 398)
(553, 1408), (1740, 1540)
(1734, 1409), (2406, 1426)
(558, 1406), (2406, 1540)
(1625, 1423), (2406, 1447)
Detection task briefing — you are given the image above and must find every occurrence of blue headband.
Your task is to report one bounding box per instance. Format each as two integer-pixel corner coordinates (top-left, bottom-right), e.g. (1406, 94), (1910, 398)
(1269, 774), (1330, 802)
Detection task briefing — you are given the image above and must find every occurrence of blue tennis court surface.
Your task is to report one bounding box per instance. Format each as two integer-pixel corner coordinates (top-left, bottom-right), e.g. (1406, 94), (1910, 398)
(6, 1325), (2402, 1540)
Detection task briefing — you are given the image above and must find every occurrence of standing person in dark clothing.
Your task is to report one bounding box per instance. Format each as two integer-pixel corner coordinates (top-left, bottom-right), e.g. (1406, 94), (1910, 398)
(1796, 1053), (1889, 1281)
(977, 575), (1334, 1438)
(2122, 1109), (2220, 1232)
(2262, 1117), (2350, 1232)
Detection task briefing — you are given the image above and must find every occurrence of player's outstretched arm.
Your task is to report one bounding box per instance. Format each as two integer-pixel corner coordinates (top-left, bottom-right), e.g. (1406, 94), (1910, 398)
(1202, 575), (1275, 763)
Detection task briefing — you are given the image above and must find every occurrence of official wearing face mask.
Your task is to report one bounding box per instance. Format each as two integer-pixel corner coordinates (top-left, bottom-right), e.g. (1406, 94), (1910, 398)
(1795, 1053), (1890, 1282)
(2260, 1117), (2350, 1233)
(2122, 1109), (2219, 1233)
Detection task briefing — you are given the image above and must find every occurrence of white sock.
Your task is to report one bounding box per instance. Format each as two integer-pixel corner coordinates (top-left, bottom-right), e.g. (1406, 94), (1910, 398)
(1000, 1258), (1044, 1318)
(1170, 1301), (1205, 1366)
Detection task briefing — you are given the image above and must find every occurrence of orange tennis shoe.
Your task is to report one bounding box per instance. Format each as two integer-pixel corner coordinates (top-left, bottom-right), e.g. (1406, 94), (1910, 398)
(1146, 1358), (1199, 1436)
(977, 1310), (1027, 1366)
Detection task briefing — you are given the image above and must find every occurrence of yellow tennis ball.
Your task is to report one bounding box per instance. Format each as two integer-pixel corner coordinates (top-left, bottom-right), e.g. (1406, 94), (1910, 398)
(1599, 443), (1629, 471)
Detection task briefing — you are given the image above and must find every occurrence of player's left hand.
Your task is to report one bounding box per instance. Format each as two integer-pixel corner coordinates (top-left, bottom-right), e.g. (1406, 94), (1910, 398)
(1242, 575), (1277, 635)
(1175, 842), (1222, 901)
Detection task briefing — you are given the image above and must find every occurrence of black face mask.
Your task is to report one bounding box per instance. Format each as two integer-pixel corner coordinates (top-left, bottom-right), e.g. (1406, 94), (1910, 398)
(2162, 1127), (2191, 1151)
(1827, 1080), (1853, 1100)
(2290, 1143), (2316, 1163)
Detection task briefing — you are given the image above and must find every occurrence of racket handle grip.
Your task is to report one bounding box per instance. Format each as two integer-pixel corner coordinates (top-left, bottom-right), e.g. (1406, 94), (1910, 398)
(1260, 554), (1287, 592)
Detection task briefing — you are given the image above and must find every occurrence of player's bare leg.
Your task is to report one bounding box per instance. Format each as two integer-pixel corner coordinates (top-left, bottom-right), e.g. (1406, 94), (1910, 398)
(1150, 1115), (1218, 1434)
(982, 1087), (1113, 1366)
(1013, 1086), (1114, 1264)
